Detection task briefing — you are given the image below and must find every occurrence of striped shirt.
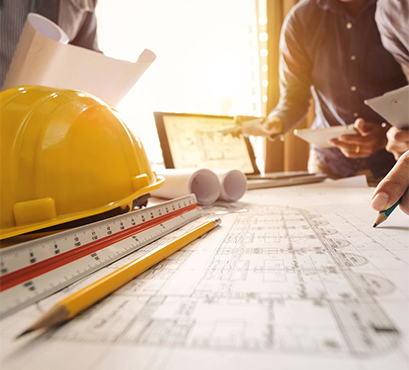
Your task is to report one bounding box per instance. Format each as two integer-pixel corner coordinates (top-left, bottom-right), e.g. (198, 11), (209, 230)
(0, 0), (99, 88)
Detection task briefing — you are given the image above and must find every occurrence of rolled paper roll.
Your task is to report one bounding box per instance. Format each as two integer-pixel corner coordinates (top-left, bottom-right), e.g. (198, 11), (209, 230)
(3, 13), (156, 107)
(27, 13), (70, 43)
(215, 169), (247, 202)
(152, 168), (221, 205)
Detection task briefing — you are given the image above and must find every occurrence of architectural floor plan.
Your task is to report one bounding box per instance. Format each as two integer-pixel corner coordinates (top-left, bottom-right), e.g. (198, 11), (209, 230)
(0, 182), (408, 370)
(161, 114), (255, 173)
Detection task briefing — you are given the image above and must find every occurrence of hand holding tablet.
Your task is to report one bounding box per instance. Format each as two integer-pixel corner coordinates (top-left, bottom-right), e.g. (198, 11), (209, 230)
(365, 85), (409, 160)
(294, 119), (390, 159)
(293, 124), (359, 148)
(364, 85), (409, 129)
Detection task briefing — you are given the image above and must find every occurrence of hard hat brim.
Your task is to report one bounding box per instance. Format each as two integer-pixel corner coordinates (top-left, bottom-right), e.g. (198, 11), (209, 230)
(0, 175), (165, 240)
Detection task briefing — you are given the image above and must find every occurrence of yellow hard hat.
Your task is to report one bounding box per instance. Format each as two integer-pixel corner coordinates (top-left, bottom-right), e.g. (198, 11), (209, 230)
(0, 86), (164, 240)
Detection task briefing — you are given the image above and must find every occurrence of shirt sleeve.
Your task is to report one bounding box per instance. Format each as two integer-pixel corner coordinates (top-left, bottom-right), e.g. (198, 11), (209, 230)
(269, 9), (313, 133)
(58, 0), (101, 52)
(375, 0), (409, 82)
(70, 9), (100, 52)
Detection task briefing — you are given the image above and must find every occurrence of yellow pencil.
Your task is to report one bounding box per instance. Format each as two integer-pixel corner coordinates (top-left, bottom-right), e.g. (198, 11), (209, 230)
(17, 217), (221, 337)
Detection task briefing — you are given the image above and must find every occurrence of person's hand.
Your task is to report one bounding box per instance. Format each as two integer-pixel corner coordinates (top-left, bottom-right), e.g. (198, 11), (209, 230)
(371, 150), (409, 215)
(329, 118), (389, 158)
(220, 115), (284, 140)
(241, 115), (283, 141)
(217, 115), (258, 138)
(385, 127), (409, 160)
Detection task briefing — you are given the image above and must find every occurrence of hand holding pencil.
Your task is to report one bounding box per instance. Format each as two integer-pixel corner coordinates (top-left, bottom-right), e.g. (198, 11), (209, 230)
(18, 217), (221, 338)
(371, 150), (409, 226)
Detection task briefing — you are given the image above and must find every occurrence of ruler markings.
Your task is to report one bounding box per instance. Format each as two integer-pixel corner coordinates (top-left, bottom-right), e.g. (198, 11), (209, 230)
(0, 195), (201, 318)
(0, 203), (197, 292)
(0, 196), (195, 275)
(0, 209), (201, 317)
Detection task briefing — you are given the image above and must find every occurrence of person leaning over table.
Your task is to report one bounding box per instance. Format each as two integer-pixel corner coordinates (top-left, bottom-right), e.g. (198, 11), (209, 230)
(374, 0), (409, 161)
(370, 0), (409, 216)
(240, 0), (407, 185)
(0, 0), (100, 88)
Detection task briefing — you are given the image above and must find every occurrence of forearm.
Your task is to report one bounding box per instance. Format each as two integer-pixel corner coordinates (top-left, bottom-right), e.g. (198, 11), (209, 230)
(268, 14), (313, 133)
(269, 88), (312, 134)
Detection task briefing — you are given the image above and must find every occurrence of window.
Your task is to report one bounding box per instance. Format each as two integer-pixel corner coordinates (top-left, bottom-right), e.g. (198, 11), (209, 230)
(96, 0), (266, 169)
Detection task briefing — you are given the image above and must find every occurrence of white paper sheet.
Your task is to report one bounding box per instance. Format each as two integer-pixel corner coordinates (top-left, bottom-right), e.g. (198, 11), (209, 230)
(1, 184), (408, 370)
(2, 13), (155, 107)
(321, 174), (369, 188)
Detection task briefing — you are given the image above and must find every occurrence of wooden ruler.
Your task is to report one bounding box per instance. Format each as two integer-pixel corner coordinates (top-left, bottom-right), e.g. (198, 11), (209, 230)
(0, 195), (201, 318)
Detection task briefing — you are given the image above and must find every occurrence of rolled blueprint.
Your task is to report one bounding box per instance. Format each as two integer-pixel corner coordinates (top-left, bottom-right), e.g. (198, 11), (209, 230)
(152, 169), (221, 205)
(152, 168), (247, 205)
(216, 169), (248, 202)
(2, 13), (156, 107)
(27, 13), (69, 43)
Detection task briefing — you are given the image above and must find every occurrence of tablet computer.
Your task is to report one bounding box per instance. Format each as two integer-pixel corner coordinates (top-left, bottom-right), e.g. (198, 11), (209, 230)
(154, 112), (259, 175)
(293, 124), (358, 148)
(364, 85), (409, 129)
(154, 112), (327, 189)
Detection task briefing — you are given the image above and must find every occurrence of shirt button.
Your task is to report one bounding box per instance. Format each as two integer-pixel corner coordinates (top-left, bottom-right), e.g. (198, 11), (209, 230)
(350, 86), (357, 91)
(346, 22), (353, 29)
(353, 112), (359, 118)
(351, 55), (356, 61)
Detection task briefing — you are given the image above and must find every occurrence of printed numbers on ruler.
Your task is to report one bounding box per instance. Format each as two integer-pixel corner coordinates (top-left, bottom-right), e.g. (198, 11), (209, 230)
(0, 195), (200, 318)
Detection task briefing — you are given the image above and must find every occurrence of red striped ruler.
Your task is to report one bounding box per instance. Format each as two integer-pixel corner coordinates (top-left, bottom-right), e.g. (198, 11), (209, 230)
(0, 195), (200, 318)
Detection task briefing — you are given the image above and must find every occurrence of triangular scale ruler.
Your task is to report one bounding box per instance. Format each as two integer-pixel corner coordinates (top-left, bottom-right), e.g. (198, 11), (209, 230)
(0, 195), (200, 318)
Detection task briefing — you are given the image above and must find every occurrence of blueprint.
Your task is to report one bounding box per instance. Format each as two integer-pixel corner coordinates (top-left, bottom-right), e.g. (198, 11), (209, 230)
(162, 115), (255, 173)
(0, 182), (408, 370)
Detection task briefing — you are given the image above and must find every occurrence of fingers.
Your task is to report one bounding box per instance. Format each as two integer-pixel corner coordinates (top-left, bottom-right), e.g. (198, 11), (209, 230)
(330, 120), (388, 157)
(217, 126), (242, 137)
(264, 116), (284, 134)
(229, 129), (244, 139)
(329, 138), (370, 158)
(353, 118), (390, 136)
(353, 118), (369, 135)
(386, 127), (409, 160)
(234, 115), (258, 126)
(223, 116), (263, 138)
(387, 127), (409, 142)
(385, 140), (409, 160)
(394, 129), (409, 142)
(336, 135), (364, 145)
(242, 124), (270, 137)
(242, 116), (283, 139)
(370, 151), (409, 214)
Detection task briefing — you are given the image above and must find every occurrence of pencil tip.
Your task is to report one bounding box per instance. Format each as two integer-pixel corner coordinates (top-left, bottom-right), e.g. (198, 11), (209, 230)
(373, 223), (377, 228)
(15, 328), (34, 339)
